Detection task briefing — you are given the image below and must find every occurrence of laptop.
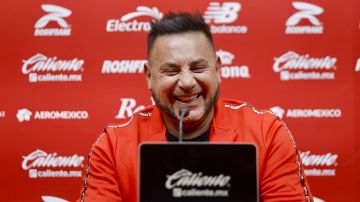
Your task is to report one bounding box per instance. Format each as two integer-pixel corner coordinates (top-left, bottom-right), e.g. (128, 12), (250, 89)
(139, 143), (258, 202)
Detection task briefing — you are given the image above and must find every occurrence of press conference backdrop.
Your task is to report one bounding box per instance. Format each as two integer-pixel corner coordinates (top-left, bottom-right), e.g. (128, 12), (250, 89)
(0, 0), (359, 201)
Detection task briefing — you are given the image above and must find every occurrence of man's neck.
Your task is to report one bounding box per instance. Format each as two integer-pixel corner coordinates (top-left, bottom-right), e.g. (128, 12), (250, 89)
(163, 109), (214, 140)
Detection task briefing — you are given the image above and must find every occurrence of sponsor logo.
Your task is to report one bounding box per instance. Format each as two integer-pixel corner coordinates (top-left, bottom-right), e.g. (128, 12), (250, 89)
(22, 149), (84, 178)
(286, 108), (341, 118)
(102, 59), (147, 74)
(34, 4), (72, 36)
(204, 2), (248, 34)
(269, 106), (285, 119)
(22, 53), (84, 82)
(115, 98), (148, 119)
(0, 111), (6, 118)
(273, 51), (337, 80)
(166, 169), (231, 198)
(314, 197), (326, 202)
(41, 196), (69, 202)
(17, 108), (32, 122)
(301, 151), (338, 176)
(16, 108), (88, 122)
(355, 58), (360, 72)
(270, 106), (341, 119)
(216, 49), (250, 79)
(285, 2), (324, 34)
(106, 6), (163, 32)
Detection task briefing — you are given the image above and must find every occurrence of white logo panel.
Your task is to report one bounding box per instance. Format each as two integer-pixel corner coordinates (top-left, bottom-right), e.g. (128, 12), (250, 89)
(269, 106), (285, 119)
(216, 49), (250, 79)
(204, 2), (248, 34)
(41, 196), (69, 202)
(22, 53), (84, 83)
(22, 149), (84, 179)
(301, 151), (338, 177)
(115, 98), (147, 119)
(285, 2), (324, 34)
(270, 106), (342, 119)
(17, 108), (32, 122)
(0, 111), (5, 118)
(102, 60), (146, 74)
(34, 4), (72, 36)
(273, 51), (337, 80)
(106, 6), (163, 32)
(313, 197), (326, 202)
(166, 169), (231, 197)
(204, 2), (240, 24)
(17, 108), (88, 122)
(355, 58), (360, 72)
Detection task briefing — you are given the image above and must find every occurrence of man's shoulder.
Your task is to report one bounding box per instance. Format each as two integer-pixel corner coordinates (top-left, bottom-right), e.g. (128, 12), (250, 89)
(217, 97), (281, 122)
(218, 98), (277, 116)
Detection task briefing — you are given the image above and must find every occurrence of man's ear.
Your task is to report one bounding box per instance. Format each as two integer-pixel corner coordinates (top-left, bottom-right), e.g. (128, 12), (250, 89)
(216, 56), (222, 83)
(144, 62), (152, 89)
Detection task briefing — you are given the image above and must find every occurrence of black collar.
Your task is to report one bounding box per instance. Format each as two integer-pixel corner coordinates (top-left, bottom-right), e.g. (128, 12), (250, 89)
(166, 128), (210, 142)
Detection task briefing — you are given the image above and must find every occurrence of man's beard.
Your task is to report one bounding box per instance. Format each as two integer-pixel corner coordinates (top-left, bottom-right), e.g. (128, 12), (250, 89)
(151, 86), (220, 125)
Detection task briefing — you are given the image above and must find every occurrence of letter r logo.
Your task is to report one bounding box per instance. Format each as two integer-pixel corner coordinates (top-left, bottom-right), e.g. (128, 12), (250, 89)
(115, 98), (137, 119)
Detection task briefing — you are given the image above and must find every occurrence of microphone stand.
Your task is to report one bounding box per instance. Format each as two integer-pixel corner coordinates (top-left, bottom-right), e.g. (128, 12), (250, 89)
(178, 107), (189, 143)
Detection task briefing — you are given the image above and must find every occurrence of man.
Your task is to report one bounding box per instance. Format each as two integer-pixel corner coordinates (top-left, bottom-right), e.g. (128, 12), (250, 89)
(79, 12), (313, 202)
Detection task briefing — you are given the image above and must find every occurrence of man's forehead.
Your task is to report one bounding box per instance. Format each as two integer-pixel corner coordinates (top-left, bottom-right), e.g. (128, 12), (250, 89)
(148, 32), (215, 64)
(151, 32), (212, 51)
(154, 31), (209, 46)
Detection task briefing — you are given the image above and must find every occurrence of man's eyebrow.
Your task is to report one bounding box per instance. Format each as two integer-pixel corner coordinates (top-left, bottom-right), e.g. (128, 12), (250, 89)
(160, 62), (179, 68)
(159, 58), (209, 68)
(190, 58), (208, 65)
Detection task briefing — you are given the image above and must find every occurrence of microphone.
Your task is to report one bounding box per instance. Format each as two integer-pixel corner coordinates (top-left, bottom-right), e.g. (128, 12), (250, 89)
(178, 107), (189, 142)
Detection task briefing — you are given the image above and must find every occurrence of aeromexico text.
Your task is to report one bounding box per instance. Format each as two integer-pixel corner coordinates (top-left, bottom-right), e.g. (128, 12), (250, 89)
(33, 110), (88, 120)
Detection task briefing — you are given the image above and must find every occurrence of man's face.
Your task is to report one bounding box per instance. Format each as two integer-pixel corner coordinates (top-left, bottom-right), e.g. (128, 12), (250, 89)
(145, 31), (221, 128)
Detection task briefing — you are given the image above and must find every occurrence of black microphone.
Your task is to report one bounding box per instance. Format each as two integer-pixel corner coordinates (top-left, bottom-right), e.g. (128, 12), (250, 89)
(178, 107), (189, 142)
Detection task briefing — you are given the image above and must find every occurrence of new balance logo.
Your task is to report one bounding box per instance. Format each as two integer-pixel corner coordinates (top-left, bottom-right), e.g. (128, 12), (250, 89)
(204, 2), (248, 34)
(285, 2), (324, 34)
(34, 4), (72, 36)
(204, 2), (240, 24)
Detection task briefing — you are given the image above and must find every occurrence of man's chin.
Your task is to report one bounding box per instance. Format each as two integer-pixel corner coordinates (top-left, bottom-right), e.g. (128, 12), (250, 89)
(182, 109), (212, 126)
(152, 87), (220, 126)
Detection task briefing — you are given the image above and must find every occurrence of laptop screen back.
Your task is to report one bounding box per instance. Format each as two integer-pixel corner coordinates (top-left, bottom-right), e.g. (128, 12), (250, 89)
(139, 143), (258, 202)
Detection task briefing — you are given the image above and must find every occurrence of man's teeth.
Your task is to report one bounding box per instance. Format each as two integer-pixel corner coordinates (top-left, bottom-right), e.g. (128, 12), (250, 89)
(177, 95), (199, 103)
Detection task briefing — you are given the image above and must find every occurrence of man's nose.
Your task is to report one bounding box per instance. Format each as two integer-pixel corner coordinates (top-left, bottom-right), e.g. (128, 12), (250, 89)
(178, 70), (196, 91)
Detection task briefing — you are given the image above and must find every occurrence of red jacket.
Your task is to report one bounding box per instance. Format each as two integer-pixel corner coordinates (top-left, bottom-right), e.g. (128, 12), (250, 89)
(79, 98), (313, 202)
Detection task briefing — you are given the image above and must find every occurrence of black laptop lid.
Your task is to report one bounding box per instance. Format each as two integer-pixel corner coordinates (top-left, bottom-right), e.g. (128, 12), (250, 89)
(139, 143), (258, 202)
